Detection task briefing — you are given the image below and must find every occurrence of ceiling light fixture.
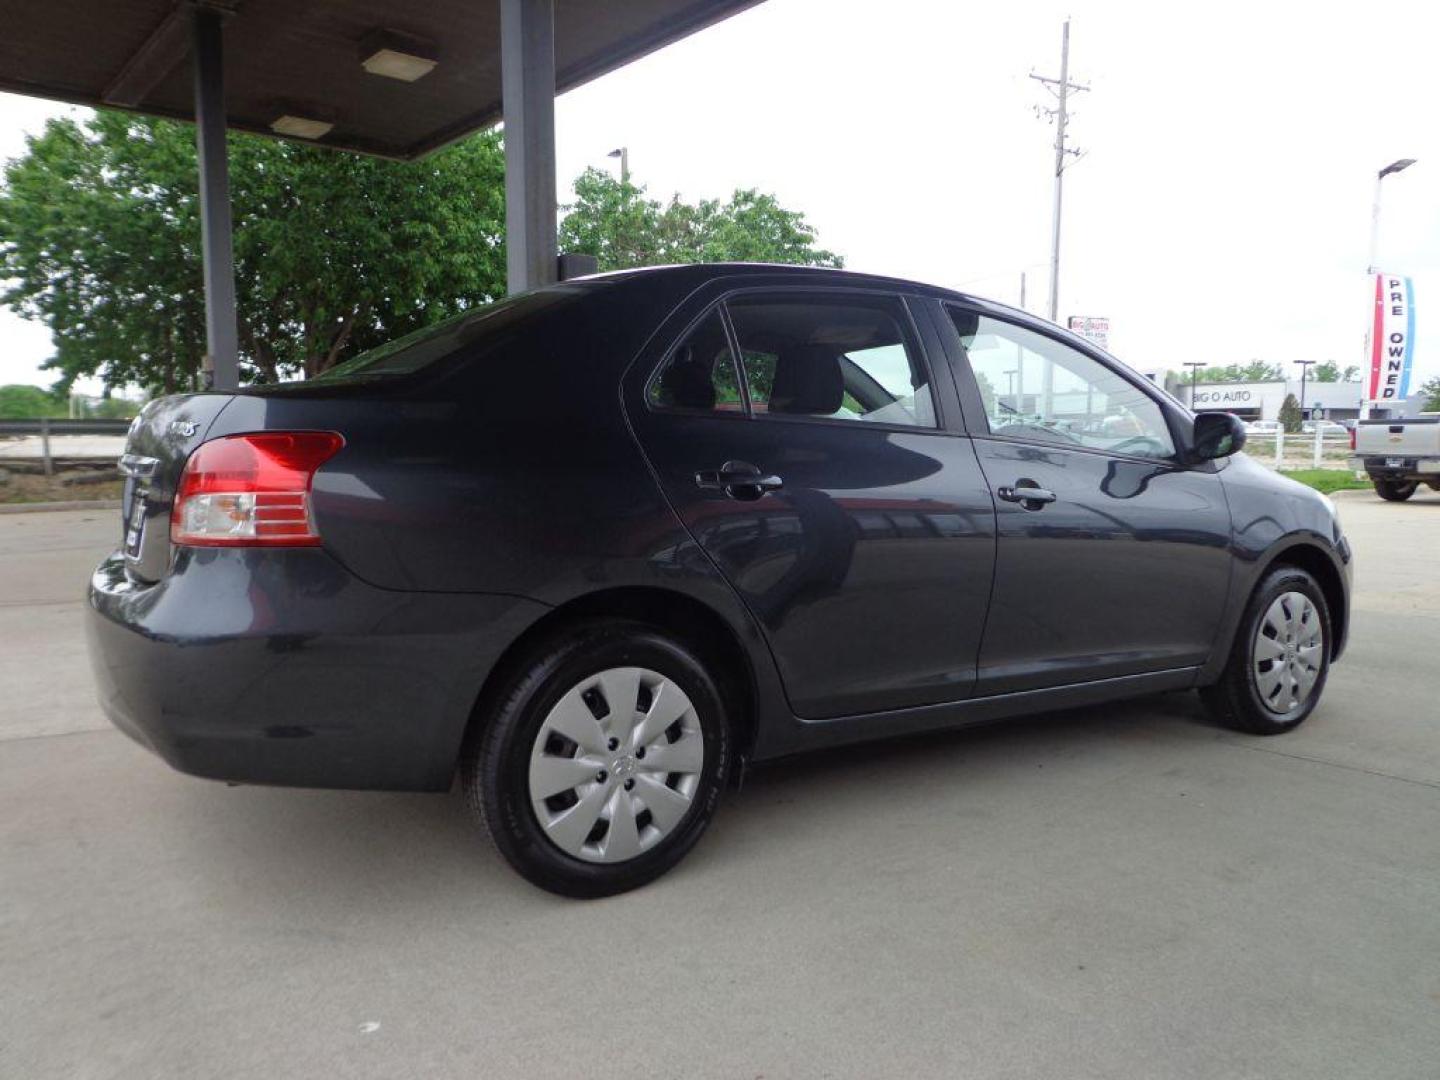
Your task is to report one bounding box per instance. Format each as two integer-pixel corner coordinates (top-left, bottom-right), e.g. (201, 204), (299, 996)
(360, 29), (439, 82)
(269, 105), (335, 140)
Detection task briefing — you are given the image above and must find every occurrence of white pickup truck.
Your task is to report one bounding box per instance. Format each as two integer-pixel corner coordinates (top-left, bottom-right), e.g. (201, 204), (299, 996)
(1352, 417), (1440, 500)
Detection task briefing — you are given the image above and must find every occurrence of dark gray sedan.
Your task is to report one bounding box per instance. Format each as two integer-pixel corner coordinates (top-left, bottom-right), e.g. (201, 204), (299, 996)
(88, 264), (1351, 896)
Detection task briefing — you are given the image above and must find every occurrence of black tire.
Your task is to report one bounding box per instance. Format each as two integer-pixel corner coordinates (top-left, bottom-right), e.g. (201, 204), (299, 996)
(461, 620), (730, 898)
(1373, 479), (1418, 501)
(1199, 566), (1331, 735)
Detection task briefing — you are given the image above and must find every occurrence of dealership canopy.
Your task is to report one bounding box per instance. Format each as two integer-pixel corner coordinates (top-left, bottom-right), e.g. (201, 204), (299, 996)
(0, 0), (763, 387)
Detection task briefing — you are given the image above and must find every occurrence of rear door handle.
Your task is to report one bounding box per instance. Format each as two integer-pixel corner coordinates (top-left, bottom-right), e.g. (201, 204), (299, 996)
(997, 481), (1057, 508)
(695, 460), (784, 501)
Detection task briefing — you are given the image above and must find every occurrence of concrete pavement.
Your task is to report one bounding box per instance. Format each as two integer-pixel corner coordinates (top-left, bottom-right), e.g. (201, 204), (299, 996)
(2, 490), (1438, 1079)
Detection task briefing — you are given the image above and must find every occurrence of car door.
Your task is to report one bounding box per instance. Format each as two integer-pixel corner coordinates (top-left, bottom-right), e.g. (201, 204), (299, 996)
(626, 287), (996, 720)
(935, 301), (1233, 695)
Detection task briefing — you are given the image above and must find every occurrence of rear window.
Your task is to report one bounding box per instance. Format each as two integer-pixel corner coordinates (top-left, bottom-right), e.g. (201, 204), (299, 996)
(309, 288), (583, 384)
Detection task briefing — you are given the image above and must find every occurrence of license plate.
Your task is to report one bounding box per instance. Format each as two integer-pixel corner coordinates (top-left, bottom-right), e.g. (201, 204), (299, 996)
(1385, 457), (1407, 468)
(123, 499), (146, 558)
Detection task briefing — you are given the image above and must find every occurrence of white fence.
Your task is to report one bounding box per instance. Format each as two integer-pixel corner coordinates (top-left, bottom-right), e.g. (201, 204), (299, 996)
(1254, 429), (1353, 471)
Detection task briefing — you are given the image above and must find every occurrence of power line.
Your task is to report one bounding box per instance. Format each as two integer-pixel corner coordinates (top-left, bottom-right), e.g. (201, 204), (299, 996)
(1030, 18), (1088, 324)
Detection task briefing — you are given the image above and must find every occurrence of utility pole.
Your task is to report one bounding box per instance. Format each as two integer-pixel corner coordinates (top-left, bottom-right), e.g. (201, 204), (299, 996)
(1031, 19), (1087, 323)
(1183, 362), (1208, 407)
(1019, 271), (1027, 311)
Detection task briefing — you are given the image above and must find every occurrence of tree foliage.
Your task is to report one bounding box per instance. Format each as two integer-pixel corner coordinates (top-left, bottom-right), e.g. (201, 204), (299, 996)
(0, 112), (506, 391)
(2, 123), (844, 394)
(1278, 393), (1304, 433)
(1310, 361), (1359, 383)
(559, 168), (842, 272)
(1419, 375), (1440, 412)
(1197, 361), (1284, 383)
(0, 384), (64, 419)
(1166, 361), (1361, 387)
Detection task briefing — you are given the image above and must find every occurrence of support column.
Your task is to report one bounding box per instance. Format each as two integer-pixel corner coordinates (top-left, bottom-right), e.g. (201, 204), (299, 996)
(192, 5), (239, 390)
(501, 0), (558, 294)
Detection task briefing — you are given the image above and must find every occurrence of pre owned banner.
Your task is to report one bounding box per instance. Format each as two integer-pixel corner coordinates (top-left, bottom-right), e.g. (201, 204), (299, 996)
(1368, 272), (1415, 402)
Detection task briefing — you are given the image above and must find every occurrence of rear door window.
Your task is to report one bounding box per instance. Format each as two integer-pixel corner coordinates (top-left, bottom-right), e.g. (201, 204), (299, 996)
(726, 295), (937, 428)
(647, 308), (745, 413)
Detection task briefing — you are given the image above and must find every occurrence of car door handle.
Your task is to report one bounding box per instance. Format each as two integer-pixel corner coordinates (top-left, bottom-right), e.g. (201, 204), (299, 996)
(997, 482), (1057, 508)
(695, 461), (784, 500)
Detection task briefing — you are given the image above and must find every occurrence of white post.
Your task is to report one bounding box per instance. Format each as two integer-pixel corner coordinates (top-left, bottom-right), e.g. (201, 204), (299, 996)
(1274, 427), (1284, 469)
(1313, 423), (1323, 469)
(40, 416), (54, 477)
(1367, 173), (1383, 276)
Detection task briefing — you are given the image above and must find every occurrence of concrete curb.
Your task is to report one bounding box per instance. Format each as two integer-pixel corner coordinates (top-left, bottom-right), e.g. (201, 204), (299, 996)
(0, 499), (121, 515)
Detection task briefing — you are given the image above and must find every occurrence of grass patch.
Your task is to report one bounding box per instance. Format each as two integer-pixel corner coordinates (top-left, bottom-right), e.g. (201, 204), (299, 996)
(0, 470), (123, 504)
(1277, 468), (1371, 494)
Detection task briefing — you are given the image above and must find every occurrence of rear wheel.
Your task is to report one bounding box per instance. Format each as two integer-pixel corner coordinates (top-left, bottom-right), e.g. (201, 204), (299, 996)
(1200, 567), (1330, 735)
(462, 620), (729, 898)
(1373, 478), (1418, 501)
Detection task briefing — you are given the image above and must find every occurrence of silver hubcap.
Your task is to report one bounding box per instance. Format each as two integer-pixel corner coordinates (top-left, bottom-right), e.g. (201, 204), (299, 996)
(1253, 591), (1324, 714)
(528, 667), (704, 864)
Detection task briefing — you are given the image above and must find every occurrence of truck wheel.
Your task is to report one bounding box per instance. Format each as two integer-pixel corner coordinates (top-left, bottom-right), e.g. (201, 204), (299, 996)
(1199, 567), (1330, 735)
(1373, 479), (1418, 501)
(461, 619), (730, 898)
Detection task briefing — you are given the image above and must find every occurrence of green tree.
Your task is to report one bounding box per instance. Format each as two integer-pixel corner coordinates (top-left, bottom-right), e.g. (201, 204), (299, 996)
(1419, 375), (1440, 412)
(75, 394), (143, 419)
(0, 384), (65, 419)
(0, 112), (506, 391)
(1278, 393), (1304, 432)
(973, 369), (998, 416)
(1198, 361), (1284, 383)
(560, 168), (842, 271)
(557, 170), (665, 269)
(1309, 361), (1360, 383)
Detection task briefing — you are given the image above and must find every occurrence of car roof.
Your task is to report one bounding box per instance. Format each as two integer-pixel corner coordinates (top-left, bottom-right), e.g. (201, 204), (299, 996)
(564, 261), (1067, 340)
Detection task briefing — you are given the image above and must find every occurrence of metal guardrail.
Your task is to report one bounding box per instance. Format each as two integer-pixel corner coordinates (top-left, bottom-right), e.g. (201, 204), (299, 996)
(0, 418), (131, 477)
(0, 418), (133, 437)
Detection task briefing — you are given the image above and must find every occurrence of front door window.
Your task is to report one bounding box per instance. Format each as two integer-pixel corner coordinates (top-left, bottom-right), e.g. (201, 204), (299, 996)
(948, 308), (1175, 459)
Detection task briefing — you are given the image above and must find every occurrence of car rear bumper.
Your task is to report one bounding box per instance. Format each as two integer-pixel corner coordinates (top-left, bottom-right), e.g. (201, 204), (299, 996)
(86, 548), (547, 791)
(1351, 455), (1440, 479)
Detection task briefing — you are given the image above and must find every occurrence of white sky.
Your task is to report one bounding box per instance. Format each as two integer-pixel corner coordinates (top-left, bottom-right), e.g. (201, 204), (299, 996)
(3, 0), (1438, 391)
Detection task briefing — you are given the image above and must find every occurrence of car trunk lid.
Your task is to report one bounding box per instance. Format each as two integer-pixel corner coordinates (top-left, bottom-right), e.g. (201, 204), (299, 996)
(119, 393), (236, 582)
(1355, 417), (1440, 458)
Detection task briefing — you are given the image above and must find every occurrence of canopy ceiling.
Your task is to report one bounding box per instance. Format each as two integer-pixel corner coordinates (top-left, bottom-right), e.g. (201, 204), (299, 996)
(0, 0), (762, 159)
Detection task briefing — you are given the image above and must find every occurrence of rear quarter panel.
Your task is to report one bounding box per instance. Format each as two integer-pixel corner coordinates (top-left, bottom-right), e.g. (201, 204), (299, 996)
(218, 282), (793, 756)
(221, 288), (675, 600)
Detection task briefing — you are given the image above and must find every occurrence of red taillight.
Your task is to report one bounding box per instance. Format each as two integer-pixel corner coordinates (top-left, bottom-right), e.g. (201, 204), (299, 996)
(171, 432), (344, 547)
(1349, 427), (1356, 451)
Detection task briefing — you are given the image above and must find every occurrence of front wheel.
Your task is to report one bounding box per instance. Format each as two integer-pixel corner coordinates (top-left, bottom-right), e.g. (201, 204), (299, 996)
(1373, 478), (1418, 501)
(462, 620), (730, 898)
(1199, 567), (1331, 735)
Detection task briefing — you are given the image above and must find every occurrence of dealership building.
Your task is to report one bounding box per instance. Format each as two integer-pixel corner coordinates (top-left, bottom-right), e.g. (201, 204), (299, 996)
(1179, 380), (1366, 422)
(1128, 377), (1422, 426)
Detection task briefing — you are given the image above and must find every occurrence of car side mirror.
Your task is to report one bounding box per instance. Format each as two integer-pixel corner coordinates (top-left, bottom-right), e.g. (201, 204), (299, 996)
(1191, 411), (1247, 461)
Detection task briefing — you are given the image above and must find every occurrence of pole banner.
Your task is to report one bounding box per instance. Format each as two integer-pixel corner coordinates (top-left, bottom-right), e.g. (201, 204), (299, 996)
(1368, 272), (1415, 402)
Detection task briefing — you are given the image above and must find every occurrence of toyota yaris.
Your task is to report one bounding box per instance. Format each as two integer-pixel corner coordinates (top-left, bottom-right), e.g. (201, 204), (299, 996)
(88, 264), (1351, 896)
